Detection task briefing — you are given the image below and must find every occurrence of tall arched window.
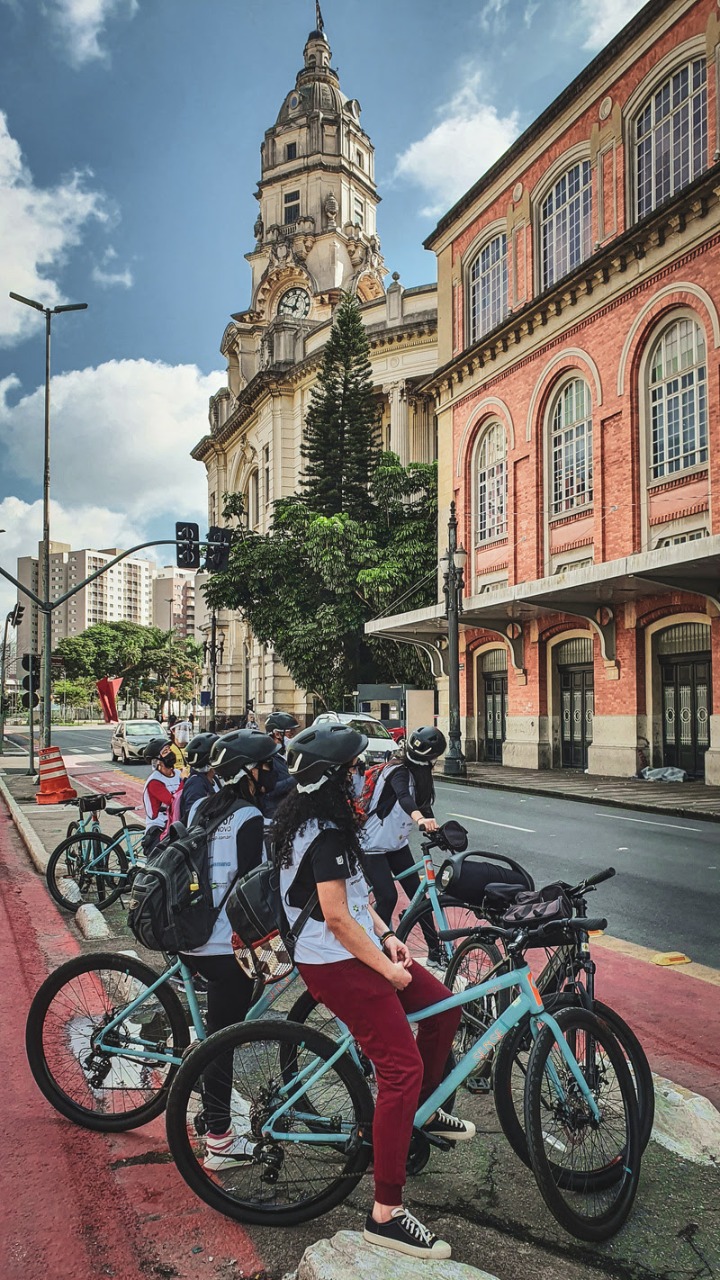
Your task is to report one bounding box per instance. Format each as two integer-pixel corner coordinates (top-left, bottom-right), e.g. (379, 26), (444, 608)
(476, 422), (507, 543)
(244, 470), (260, 528)
(550, 379), (593, 514)
(540, 161), (592, 290)
(648, 317), (707, 479)
(468, 233), (508, 344)
(635, 59), (707, 220)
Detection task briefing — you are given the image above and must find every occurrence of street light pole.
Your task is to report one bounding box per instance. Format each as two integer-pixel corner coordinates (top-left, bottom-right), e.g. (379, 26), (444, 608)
(9, 292), (87, 750)
(442, 501), (468, 777)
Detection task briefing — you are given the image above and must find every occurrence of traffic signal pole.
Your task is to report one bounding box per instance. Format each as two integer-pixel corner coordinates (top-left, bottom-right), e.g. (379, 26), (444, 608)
(0, 613), (12, 754)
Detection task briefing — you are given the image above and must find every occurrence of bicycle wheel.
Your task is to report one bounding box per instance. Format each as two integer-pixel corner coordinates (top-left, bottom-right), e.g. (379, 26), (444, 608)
(443, 936), (509, 1091)
(46, 832), (129, 911)
(525, 1006), (641, 1241)
(493, 992), (654, 1171)
(395, 896), (484, 968)
(165, 1019), (374, 1226)
(25, 952), (190, 1131)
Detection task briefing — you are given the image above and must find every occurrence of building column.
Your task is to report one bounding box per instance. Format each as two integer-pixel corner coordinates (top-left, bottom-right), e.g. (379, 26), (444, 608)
(384, 381), (410, 466)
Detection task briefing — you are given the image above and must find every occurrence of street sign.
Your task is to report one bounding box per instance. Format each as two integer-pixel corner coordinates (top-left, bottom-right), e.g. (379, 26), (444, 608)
(200, 690), (211, 706)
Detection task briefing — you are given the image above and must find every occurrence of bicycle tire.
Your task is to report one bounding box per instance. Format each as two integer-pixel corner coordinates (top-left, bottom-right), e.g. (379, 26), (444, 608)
(493, 992), (654, 1172)
(443, 935), (510, 1089)
(46, 832), (129, 911)
(66, 820), (78, 840)
(25, 952), (190, 1131)
(525, 1006), (641, 1241)
(165, 1019), (374, 1226)
(395, 896), (484, 967)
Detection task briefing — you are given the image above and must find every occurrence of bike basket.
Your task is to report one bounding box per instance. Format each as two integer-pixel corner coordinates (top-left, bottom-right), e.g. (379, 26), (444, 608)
(78, 793), (107, 815)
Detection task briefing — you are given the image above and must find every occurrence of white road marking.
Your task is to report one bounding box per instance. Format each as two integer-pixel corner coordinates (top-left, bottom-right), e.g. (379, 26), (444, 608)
(448, 812), (536, 834)
(594, 813), (702, 833)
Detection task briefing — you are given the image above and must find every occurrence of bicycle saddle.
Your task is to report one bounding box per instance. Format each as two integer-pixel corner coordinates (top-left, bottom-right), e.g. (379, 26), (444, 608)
(105, 804), (136, 817)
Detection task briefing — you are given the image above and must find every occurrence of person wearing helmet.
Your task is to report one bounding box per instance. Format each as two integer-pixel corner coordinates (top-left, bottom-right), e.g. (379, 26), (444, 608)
(272, 723), (472, 1261)
(166, 719), (191, 772)
(178, 732), (219, 825)
(180, 729), (281, 1169)
(255, 711), (300, 823)
(359, 726), (446, 960)
(141, 738), (182, 853)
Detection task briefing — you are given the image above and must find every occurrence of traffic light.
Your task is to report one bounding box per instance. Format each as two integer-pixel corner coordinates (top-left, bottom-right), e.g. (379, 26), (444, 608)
(175, 522), (201, 570)
(21, 653), (41, 710)
(1, 695), (10, 715)
(205, 526), (233, 573)
(9, 603), (25, 627)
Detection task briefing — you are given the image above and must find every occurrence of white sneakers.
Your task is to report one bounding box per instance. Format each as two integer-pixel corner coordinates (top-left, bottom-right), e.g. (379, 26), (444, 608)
(204, 1129), (256, 1170)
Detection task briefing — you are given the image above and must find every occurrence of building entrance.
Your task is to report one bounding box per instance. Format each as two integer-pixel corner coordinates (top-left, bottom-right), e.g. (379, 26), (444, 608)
(658, 624), (712, 778)
(556, 636), (594, 770)
(480, 647), (507, 763)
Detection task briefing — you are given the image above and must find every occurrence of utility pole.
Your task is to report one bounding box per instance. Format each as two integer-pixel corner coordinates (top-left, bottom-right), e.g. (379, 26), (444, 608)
(441, 502), (468, 777)
(0, 603), (25, 753)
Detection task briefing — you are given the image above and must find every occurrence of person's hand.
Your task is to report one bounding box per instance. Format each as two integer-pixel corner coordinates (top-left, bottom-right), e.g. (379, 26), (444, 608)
(384, 936), (412, 969)
(387, 961), (412, 990)
(418, 817), (439, 833)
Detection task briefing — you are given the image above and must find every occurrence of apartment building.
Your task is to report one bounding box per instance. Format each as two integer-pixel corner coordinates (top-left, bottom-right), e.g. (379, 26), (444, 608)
(151, 567), (199, 640)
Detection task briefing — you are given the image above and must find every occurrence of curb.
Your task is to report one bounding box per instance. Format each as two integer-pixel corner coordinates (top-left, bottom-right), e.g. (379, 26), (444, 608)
(436, 773), (720, 823)
(76, 903), (111, 940)
(0, 773), (52, 873)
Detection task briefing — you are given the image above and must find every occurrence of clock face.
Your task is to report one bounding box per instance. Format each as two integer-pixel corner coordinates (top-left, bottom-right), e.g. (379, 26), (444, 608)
(277, 287), (311, 319)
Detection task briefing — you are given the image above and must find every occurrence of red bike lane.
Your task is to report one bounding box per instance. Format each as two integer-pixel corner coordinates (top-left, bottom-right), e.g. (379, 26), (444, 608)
(0, 800), (265, 1280)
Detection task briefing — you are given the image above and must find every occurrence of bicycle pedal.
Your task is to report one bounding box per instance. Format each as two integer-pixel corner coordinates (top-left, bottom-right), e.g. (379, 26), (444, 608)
(414, 1127), (452, 1152)
(466, 1075), (492, 1095)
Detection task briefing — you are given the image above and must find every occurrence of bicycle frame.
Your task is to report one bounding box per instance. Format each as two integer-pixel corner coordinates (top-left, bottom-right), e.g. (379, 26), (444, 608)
(72, 823), (144, 881)
(262, 961), (602, 1143)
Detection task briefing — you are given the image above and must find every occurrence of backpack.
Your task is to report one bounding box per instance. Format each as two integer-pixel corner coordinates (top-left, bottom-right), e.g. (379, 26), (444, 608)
(226, 852), (318, 985)
(358, 760), (400, 821)
(127, 801), (250, 953)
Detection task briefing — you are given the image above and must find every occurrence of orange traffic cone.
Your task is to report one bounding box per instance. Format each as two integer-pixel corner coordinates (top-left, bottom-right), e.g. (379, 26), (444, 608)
(36, 746), (78, 805)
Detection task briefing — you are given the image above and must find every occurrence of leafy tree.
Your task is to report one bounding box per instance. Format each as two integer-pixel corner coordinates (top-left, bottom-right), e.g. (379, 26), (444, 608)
(205, 454), (437, 709)
(301, 291), (379, 520)
(54, 622), (202, 717)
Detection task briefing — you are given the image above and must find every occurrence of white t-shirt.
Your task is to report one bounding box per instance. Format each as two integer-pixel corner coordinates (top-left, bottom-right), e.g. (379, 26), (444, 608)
(185, 802), (263, 957)
(280, 820), (381, 966)
(360, 767), (416, 853)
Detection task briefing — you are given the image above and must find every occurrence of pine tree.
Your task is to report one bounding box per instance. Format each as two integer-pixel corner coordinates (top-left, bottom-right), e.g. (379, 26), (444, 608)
(301, 291), (379, 520)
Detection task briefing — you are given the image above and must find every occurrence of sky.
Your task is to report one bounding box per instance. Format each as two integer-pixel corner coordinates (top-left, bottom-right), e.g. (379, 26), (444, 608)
(0, 0), (649, 617)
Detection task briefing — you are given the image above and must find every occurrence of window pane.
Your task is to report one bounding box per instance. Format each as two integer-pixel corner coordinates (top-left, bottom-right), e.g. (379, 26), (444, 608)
(649, 319), (707, 478)
(476, 422), (508, 542)
(468, 233), (508, 344)
(541, 161), (592, 290)
(551, 378), (593, 514)
(635, 59), (706, 218)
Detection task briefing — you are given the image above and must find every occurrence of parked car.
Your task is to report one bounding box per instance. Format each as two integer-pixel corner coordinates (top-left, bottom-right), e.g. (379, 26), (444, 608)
(388, 726), (406, 745)
(310, 712), (397, 765)
(111, 719), (166, 763)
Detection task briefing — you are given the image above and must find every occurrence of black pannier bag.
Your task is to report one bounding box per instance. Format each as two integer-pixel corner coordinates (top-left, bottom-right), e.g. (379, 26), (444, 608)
(501, 882), (573, 927)
(437, 849), (532, 907)
(226, 860), (318, 985)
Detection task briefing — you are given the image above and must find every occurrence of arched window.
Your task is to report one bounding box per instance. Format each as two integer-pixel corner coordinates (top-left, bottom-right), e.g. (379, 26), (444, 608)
(468, 233), (508, 344)
(635, 59), (707, 220)
(476, 422), (507, 543)
(550, 379), (593, 514)
(648, 317), (707, 479)
(244, 470), (260, 528)
(540, 161), (592, 290)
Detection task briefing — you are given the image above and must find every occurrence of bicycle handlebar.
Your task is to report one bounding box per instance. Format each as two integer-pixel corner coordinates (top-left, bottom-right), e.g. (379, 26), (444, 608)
(569, 866), (615, 897)
(437, 917), (608, 944)
(61, 789), (127, 807)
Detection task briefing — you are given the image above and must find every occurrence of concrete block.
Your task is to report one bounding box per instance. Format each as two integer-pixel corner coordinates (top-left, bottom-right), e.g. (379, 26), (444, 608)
(652, 1074), (720, 1166)
(75, 904), (111, 940)
(286, 1231), (499, 1280)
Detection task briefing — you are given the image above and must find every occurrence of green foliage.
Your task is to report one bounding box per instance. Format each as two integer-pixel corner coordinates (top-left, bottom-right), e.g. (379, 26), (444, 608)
(54, 622), (203, 716)
(53, 677), (96, 706)
(205, 453), (437, 708)
(301, 291), (379, 521)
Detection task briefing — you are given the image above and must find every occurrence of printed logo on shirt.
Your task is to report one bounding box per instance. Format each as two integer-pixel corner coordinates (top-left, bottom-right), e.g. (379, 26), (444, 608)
(336, 856), (344, 865)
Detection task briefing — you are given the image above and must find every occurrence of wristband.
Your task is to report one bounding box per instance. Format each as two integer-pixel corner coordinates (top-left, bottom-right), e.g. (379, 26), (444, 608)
(379, 930), (396, 946)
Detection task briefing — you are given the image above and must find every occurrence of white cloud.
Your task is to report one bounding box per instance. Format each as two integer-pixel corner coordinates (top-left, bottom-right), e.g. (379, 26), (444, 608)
(394, 72), (521, 218)
(479, 0), (510, 33)
(577, 0), (647, 52)
(92, 265), (133, 288)
(0, 111), (109, 347)
(47, 0), (139, 67)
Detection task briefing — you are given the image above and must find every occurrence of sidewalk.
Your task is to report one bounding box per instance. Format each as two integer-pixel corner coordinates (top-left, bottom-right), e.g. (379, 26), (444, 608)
(440, 760), (720, 820)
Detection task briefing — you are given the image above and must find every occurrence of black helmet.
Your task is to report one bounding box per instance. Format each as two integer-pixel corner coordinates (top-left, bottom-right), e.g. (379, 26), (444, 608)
(142, 736), (172, 763)
(209, 729), (280, 782)
(265, 711), (300, 733)
(186, 732), (218, 771)
(406, 726), (446, 765)
(287, 723), (368, 792)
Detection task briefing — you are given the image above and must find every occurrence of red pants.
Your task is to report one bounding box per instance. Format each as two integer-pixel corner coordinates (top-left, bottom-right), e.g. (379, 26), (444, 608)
(298, 958), (461, 1205)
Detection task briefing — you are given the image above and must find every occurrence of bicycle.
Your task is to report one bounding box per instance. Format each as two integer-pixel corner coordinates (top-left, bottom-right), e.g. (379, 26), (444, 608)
(45, 793), (146, 912)
(163, 915), (642, 1243)
(442, 866), (654, 1161)
(25, 951), (303, 1132)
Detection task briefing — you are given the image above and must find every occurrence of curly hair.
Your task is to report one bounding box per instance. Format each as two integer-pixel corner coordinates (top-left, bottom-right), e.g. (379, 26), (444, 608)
(273, 772), (364, 870)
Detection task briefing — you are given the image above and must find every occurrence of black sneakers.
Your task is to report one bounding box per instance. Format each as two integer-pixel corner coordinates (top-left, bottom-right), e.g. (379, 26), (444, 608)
(423, 1108), (476, 1142)
(363, 1207), (451, 1259)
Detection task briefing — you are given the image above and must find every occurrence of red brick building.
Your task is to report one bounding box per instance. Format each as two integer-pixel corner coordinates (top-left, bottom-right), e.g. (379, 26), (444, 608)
(368, 0), (720, 783)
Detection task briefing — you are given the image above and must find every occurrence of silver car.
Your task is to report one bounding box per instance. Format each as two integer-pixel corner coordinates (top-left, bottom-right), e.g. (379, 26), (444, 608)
(111, 719), (166, 764)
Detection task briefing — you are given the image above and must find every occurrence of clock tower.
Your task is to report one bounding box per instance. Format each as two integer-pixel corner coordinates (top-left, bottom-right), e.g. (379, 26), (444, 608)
(222, 19), (386, 393)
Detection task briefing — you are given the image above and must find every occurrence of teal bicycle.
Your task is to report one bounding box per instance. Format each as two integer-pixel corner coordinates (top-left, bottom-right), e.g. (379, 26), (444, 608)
(45, 792), (146, 912)
(25, 952), (302, 1132)
(164, 917), (641, 1243)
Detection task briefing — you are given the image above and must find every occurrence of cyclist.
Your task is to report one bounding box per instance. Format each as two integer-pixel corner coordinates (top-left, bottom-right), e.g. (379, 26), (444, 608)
(167, 720), (190, 772)
(274, 723), (474, 1260)
(183, 728), (281, 1169)
(360, 726), (446, 961)
(179, 732), (219, 825)
(141, 738), (182, 853)
(256, 711), (299, 824)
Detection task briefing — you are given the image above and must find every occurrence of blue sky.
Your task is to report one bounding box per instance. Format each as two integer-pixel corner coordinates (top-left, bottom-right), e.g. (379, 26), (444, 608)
(0, 0), (647, 615)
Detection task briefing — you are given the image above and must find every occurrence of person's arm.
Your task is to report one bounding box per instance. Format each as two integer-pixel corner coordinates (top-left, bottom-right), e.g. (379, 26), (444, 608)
(316, 879), (411, 990)
(145, 778), (173, 820)
(236, 814), (265, 877)
(387, 767), (438, 832)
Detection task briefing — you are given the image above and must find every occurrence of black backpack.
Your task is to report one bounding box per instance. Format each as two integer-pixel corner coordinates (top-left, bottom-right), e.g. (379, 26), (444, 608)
(127, 801), (251, 953)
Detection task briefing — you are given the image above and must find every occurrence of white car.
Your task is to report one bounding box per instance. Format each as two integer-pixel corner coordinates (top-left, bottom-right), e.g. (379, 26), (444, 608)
(111, 719), (166, 763)
(311, 712), (396, 765)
